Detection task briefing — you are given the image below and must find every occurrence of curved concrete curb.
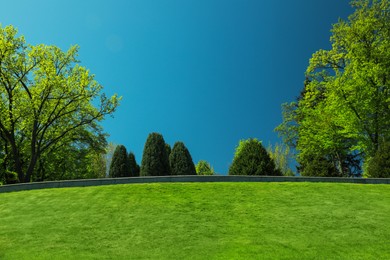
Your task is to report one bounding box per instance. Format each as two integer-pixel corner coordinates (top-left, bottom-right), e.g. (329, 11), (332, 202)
(0, 175), (389, 193)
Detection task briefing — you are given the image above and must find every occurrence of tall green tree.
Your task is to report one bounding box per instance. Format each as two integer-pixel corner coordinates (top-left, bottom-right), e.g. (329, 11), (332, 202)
(229, 138), (281, 176)
(277, 0), (390, 176)
(140, 133), (170, 176)
(0, 25), (119, 182)
(128, 152), (140, 177)
(109, 145), (130, 178)
(169, 142), (196, 176)
(195, 160), (214, 175)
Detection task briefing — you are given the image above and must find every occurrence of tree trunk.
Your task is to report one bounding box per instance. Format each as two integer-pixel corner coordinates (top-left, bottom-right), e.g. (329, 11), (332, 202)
(10, 144), (24, 183)
(25, 121), (40, 183)
(25, 154), (38, 183)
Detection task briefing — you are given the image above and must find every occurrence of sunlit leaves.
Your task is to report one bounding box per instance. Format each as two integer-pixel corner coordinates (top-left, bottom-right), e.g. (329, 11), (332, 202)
(0, 25), (120, 182)
(277, 0), (390, 176)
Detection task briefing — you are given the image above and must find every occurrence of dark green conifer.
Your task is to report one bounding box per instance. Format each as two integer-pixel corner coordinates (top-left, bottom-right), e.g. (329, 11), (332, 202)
(128, 152), (140, 177)
(228, 138), (281, 176)
(109, 145), (130, 177)
(165, 143), (172, 158)
(140, 133), (170, 176)
(169, 141), (196, 175)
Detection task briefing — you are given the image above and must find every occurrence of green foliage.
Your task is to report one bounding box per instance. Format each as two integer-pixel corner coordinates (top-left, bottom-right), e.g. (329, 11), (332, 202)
(140, 133), (170, 176)
(3, 170), (19, 184)
(0, 25), (119, 182)
(366, 141), (390, 178)
(109, 145), (130, 178)
(298, 156), (340, 177)
(31, 127), (108, 181)
(275, 102), (299, 149)
(128, 152), (140, 177)
(277, 0), (390, 176)
(229, 138), (281, 176)
(87, 151), (107, 179)
(267, 143), (294, 176)
(165, 143), (171, 158)
(169, 142), (196, 175)
(195, 160), (214, 175)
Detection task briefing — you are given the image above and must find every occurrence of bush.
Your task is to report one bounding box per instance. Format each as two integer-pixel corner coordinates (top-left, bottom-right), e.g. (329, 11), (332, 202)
(229, 138), (281, 176)
(366, 142), (390, 178)
(109, 145), (130, 177)
(140, 133), (170, 176)
(169, 142), (196, 175)
(195, 160), (214, 175)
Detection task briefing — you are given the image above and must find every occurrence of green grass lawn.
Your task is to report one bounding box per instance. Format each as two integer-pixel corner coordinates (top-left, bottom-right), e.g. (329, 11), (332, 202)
(0, 182), (389, 259)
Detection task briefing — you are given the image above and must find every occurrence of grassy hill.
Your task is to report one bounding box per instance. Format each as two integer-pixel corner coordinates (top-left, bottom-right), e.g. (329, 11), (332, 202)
(0, 182), (389, 259)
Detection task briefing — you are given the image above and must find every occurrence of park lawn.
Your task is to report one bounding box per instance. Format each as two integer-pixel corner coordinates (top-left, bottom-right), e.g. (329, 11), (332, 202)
(0, 182), (389, 259)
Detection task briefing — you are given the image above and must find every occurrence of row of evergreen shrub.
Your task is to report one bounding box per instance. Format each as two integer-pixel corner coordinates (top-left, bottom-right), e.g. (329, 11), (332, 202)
(110, 135), (284, 177)
(109, 133), (198, 177)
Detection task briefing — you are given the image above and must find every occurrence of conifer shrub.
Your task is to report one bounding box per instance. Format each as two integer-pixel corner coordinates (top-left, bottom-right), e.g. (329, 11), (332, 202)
(169, 142), (196, 175)
(128, 152), (140, 177)
(140, 133), (170, 176)
(195, 160), (214, 175)
(228, 138), (281, 176)
(109, 145), (130, 177)
(165, 144), (171, 158)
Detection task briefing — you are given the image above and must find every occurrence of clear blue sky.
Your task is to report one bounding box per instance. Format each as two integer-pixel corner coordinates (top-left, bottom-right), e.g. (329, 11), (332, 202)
(1, 0), (352, 174)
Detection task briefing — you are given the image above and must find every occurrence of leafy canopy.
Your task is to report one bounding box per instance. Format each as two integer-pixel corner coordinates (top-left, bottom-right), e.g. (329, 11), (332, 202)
(0, 25), (119, 182)
(277, 0), (390, 177)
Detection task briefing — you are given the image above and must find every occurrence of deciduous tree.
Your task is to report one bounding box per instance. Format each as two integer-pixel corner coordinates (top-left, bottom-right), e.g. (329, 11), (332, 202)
(277, 0), (390, 176)
(0, 25), (119, 182)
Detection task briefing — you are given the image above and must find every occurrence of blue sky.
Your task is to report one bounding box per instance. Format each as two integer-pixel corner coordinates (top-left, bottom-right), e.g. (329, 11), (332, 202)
(1, 0), (352, 174)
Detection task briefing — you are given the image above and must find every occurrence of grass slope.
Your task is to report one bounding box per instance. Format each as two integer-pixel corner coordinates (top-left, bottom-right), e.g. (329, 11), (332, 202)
(0, 182), (389, 259)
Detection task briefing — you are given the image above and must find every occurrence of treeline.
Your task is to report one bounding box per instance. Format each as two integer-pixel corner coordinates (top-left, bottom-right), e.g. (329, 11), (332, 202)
(2, 0), (390, 184)
(108, 133), (204, 177)
(276, 0), (390, 178)
(108, 133), (288, 179)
